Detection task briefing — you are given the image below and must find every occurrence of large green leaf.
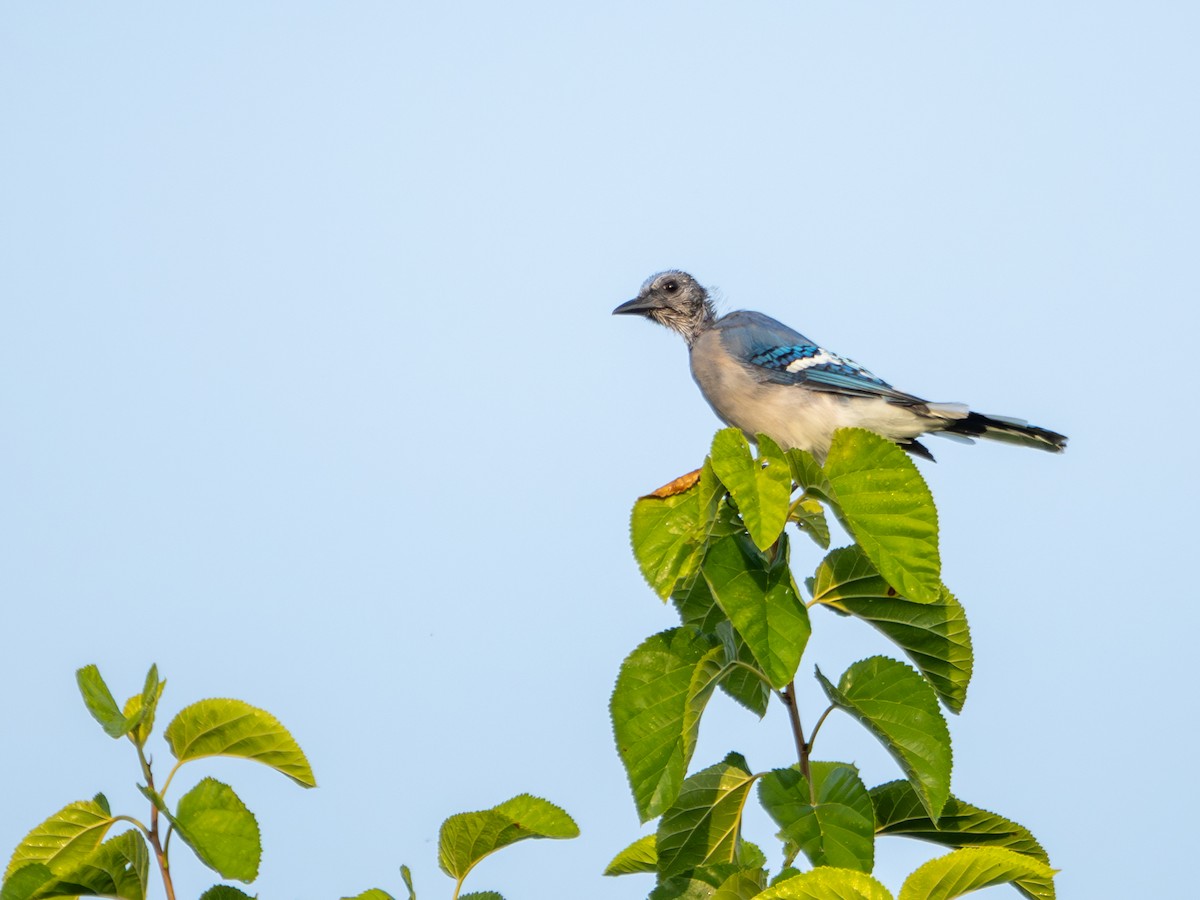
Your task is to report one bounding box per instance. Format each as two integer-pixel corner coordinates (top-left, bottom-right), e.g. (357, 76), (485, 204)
(871, 781), (1052, 900)
(823, 429), (940, 604)
(603, 834), (657, 876)
(755, 867), (895, 900)
(437, 794), (576, 881)
(611, 628), (724, 821)
(758, 764), (875, 872)
(656, 756), (758, 879)
(167, 778), (261, 882)
(4, 799), (115, 879)
(811, 547), (972, 713)
(701, 533), (810, 690)
(708, 429), (792, 551)
(25, 830), (149, 900)
(817, 657), (951, 822)
(898, 847), (1056, 900)
(631, 461), (731, 599)
(164, 698), (316, 787)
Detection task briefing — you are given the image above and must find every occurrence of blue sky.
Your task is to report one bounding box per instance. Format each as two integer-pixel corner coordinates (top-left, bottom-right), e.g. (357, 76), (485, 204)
(1, 3), (1196, 897)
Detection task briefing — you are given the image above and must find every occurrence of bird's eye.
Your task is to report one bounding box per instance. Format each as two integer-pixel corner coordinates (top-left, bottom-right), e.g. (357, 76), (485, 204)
(663, 280), (679, 293)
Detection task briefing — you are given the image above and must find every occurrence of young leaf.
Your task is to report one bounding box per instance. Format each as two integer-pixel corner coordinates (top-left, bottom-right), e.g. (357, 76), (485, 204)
(784, 449), (833, 502)
(715, 623), (771, 717)
(167, 778), (261, 882)
(603, 833), (657, 876)
(26, 830), (149, 900)
(122, 666), (165, 747)
(870, 781), (1052, 900)
(712, 867), (768, 899)
(611, 628), (722, 821)
(811, 546), (972, 713)
(631, 460), (730, 599)
(4, 798), (114, 879)
(708, 429), (792, 551)
(789, 498), (830, 550)
(754, 866), (895, 900)
(341, 892), (397, 900)
(823, 429), (940, 604)
(656, 756), (758, 879)
(437, 795), (576, 881)
(198, 888), (258, 900)
(163, 698), (316, 787)
(400, 863), (416, 899)
(458, 893), (504, 900)
(897, 847), (1056, 900)
(75, 666), (134, 739)
(817, 657), (951, 822)
(701, 532), (810, 690)
(758, 763), (875, 872)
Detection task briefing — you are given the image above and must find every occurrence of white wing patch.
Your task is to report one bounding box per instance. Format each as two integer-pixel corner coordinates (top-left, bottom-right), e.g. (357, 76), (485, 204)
(785, 350), (840, 373)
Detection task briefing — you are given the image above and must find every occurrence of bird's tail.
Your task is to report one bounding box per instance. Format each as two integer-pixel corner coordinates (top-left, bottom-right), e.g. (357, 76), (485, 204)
(942, 411), (1067, 453)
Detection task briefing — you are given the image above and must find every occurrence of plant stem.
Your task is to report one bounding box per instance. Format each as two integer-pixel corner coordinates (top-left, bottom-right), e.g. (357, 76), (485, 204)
(781, 682), (810, 782)
(782, 681), (818, 805)
(136, 747), (177, 900)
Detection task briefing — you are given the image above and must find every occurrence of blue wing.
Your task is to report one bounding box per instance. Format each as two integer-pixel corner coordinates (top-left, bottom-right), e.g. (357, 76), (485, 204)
(715, 311), (925, 404)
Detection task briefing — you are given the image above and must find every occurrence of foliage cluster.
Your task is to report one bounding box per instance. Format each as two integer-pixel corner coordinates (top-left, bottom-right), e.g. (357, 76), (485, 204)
(606, 427), (1056, 899)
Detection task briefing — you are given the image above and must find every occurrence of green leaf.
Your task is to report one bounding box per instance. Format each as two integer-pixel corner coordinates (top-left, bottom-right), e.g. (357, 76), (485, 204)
(631, 460), (731, 599)
(701, 533), (810, 690)
(603, 833), (657, 876)
(789, 497), (830, 550)
(712, 867), (768, 899)
(817, 657), (951, 822)
(123, 666), (165, 747)
(758, 763), (875, 872)
(823, 429), (940, 604)
(656, 757), (758, 879)
(755, 867), (895, 900)
(0, 865), (52, 900)
(341, 892), (396, 900)
(785, 449), (833, 501)
(871, 781), (1052, 900)
(611, 628), (723, 821)
(898, 847), (1056, 900)
(708, 429), (792, 551)
(400, 863), (415, 900)
(437, 795), (577, 881)
(163, 698), (316, 787)
(76, 665), (134, 739)
(673, 575), (771, 716)
(28, 830), (149, 900)
(650, 879), (719, 900)
(812, 547), (972, 713)
(167, 778), (261, 882)
(199, 888), (258, 900)
(458, 893), (504, 900)
(715, 623), (771, 717)
(4, 799), (114, 879)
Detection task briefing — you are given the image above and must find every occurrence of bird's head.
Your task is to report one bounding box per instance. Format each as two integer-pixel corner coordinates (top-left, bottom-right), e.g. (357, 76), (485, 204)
(613, 270), (716, 346)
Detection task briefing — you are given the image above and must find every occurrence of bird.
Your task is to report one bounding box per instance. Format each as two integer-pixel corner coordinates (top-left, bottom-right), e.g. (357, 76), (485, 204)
(613, 270), (1067, 462)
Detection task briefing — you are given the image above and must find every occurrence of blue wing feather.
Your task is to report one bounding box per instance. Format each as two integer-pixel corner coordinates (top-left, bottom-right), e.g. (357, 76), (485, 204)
(714, 310), (922, 403)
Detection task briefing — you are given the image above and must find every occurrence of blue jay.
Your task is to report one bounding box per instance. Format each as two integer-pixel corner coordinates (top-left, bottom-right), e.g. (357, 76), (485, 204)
(614, 270), (1067, 461)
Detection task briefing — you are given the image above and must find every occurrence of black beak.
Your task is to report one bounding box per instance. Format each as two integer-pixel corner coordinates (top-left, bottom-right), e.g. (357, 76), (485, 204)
(613, 296), (659, 316)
